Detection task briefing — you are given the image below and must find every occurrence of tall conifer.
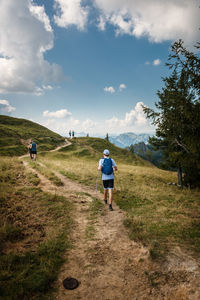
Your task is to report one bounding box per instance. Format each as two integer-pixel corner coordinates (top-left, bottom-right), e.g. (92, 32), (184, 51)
(143, 40), (200, 187)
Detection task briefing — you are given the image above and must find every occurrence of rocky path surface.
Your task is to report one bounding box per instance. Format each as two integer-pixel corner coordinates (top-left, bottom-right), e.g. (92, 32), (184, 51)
(21, 145), (200, 300)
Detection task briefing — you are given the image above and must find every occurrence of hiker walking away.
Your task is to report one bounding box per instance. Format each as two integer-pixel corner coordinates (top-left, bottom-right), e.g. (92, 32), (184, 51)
(98, 149), (117, 211)
(69, 130), (71, 139)
(72, 130), (75, 139)
(30, 140), (37, 160)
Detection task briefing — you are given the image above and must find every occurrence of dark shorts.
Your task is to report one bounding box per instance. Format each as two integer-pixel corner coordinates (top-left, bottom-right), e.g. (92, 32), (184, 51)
(31, 151), (37, 154)
(103, 179), (114, 189)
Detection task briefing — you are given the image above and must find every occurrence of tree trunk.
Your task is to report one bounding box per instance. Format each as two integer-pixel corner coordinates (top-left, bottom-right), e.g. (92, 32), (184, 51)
(177, 165), (183, 187)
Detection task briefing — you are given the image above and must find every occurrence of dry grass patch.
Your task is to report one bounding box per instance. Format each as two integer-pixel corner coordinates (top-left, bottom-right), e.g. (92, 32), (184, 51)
(0, 157), (74, 299)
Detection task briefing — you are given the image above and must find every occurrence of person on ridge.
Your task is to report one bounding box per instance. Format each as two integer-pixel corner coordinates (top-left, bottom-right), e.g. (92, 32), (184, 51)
(98, 149), (117, 211)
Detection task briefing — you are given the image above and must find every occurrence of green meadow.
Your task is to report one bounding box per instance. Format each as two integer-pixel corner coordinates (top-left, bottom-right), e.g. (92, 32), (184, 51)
(0, 134), (200, 299)
(35, 137), (200, 255)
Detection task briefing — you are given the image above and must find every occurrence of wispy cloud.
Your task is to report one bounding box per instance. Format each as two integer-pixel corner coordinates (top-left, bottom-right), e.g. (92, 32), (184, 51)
(105, 102), (153, 133)
(0, 99), (16, 114)
(104, 86), (115, 93)
(43, 109), (72, 118)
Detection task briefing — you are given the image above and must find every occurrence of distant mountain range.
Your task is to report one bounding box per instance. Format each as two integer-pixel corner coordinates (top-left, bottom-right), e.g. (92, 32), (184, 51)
(74, 132), (152, 148)
(109, 132), (152, 148)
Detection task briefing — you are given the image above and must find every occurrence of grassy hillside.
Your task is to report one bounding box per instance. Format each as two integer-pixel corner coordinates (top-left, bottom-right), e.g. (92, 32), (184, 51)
(38, 137), (200, 257)
(58, 137), (152, 166)
(1, 136), (200, 298)
(0, 115), (65, 156)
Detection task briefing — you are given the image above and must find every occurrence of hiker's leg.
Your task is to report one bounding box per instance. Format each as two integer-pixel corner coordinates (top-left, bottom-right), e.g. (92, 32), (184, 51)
(104, 189), (108, 201)
(108, 188), (113, 205)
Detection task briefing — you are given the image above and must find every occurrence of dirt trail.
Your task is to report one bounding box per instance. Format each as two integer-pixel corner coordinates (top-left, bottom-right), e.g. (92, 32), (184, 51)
(21, 149), (200, 299)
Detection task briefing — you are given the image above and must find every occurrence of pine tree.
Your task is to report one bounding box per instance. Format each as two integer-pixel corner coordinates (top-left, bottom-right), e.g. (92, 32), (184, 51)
(143, 40), (200, 187)
(105, 133), (109, 142)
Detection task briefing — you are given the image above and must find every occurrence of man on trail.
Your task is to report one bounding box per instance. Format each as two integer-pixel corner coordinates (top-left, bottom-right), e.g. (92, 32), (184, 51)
(98, 149), (117, 211)
(29, 140), (37, 160)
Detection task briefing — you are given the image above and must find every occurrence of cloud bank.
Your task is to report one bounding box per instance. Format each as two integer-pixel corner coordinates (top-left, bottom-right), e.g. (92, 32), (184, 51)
(94, 0), (199, 46)
(53, 0), (199, 47)
(42, 102), (154, 135)
(0, 0), (63, 95)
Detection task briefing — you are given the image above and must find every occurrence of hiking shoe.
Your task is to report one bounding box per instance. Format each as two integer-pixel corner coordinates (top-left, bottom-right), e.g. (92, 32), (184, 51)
(104, 199), (107, 204)
(109, 204), (113, 211)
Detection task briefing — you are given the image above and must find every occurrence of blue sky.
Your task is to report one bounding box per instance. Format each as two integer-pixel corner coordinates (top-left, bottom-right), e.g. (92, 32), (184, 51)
(0, 0), (199, 136)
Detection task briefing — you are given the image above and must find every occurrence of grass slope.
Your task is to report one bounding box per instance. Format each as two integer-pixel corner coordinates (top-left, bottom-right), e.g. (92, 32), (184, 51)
(38, 137), (200, 258)
(59, 137), (151, 166)
(0, 115), (65, 156)
(1, 136), (200, 298)
(0, 157), (73, 300)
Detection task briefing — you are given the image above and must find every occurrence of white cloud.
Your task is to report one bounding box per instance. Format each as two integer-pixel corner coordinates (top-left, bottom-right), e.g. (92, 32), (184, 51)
(82, 119), (97, 131)
(0, 99), (16, 114)
(93, 0), (200, 46)
(54, 0), (89, 30)
(105, 102), (153, 133)
(42, 117), (96, 136)
(153, 58), (161, 66)
(43, 109), (72, 118)
(0, 0), (63, 95)
(41, 102), (154, 135)
(41, 117), (79, 136)
(104, 86), (115, 93)
(119, 83), (126, 91)
(145, 58), (161, 66)
(52, 1), (199, 47)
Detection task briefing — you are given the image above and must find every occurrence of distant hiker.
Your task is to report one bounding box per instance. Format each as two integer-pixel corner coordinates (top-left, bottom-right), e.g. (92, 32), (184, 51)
(72, 130), (75, 138)
(29, 140), (37, 160)
(98, 149), (117, 211)
(69, 130), (71, 139)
